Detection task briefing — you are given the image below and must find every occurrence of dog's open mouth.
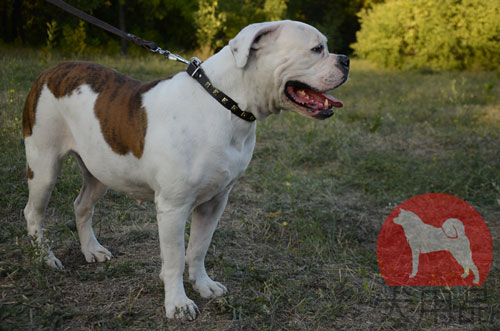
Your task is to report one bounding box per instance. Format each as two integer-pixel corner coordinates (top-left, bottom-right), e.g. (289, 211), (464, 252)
(284, 81), (343, 119)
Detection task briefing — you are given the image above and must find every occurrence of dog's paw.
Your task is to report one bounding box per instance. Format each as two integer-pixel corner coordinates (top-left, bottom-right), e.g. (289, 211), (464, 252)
(45, 251), (64, 270)
(165, 297), (199, 320)
(82, 242), (112, 263)
(193, 277), (228, 299)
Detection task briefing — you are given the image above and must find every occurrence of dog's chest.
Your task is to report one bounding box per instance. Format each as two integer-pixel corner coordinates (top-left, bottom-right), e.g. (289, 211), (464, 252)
(184, 130), (255, 206)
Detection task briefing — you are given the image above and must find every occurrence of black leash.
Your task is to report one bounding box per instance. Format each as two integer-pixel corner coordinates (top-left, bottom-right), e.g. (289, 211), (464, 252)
(45, 0), (256, 122)
(45, 0), (188, 64)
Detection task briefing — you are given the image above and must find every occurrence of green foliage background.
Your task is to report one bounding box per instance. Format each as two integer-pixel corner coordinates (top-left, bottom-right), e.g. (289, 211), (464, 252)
(0, 0), (374, 57)
(0, 0), (498, 70)
(352, 0), (500, 70)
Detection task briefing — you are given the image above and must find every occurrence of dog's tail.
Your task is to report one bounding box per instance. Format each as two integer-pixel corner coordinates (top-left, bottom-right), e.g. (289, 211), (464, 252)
(441, 218), (465, 239)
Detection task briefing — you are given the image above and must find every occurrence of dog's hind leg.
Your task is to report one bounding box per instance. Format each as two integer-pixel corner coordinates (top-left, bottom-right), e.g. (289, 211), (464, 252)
(456, 253), (480, 284)
(73, 154), (111, 263)
(24, 149), (64, 269)
(23, 82), (75, 269)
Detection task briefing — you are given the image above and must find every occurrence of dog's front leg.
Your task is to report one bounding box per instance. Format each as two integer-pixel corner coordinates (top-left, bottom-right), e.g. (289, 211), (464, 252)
(410, 247), (420, 278)
(155, 196), (199, 320)
(186, 190), (230, 299)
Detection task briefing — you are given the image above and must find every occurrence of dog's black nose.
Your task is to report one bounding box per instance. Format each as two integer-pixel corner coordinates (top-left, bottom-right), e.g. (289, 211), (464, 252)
(338, 55), (350, 70)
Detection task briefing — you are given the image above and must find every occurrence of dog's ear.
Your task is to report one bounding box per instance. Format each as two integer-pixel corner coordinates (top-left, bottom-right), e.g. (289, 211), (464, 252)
(395, 208), (407, 218)
(229, 21), (282, 69)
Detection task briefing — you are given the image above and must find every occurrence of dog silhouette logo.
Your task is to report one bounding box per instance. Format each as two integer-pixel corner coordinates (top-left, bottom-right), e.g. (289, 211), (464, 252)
(393, 209), (480, 284)
(377, 193), (492, 286)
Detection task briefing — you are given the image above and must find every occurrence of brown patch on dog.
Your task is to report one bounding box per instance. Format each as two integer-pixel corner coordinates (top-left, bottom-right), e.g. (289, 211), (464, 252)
(27, 165), (34, 180)
(23, 61), (165, 158)
(23, 73), (46, 137)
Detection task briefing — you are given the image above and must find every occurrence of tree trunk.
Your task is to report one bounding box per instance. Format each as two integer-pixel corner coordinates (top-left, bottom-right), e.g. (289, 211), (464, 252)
(118, 0), (128, 55)
(12, 0), (24, 43)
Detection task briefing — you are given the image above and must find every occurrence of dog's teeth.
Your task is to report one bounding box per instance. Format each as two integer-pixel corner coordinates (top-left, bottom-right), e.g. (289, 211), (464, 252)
(324, 99), (329, 107)
(298, 90), (306, 96)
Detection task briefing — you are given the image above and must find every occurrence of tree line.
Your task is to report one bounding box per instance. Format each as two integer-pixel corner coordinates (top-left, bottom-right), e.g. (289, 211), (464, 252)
(0, 0), (379, 57)
(2, 1), (497, 70)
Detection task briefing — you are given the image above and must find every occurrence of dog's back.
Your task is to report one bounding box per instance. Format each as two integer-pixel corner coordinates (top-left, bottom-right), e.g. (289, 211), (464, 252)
(394, 209), (467, 250)
(23, 61), (163, 158)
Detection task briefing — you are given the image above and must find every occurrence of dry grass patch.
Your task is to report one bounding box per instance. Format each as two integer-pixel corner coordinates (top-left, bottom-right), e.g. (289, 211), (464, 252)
(1, 51), (499, 329)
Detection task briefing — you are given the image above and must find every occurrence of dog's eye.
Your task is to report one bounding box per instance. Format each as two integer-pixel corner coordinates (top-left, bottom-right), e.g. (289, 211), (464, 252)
(311, 44), (324, 54)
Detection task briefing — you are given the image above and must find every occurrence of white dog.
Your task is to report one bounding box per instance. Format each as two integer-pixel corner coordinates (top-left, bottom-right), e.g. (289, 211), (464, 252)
(22, 20), (349, 319)
(393, 209), (479, 284)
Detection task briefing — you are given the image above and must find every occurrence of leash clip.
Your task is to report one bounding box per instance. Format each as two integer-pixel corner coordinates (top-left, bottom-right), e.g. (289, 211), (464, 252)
(127, 33), (190, 64)
(154, 47), (190, 65)
(165, 52), (190, 65)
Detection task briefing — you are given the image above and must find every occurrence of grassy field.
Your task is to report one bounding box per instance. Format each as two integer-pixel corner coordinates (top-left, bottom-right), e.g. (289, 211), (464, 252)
(0, 50), (499, 330)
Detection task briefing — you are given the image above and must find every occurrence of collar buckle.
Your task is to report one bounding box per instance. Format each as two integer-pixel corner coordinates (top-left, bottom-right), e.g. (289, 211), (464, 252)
(187, 57), (203, 78)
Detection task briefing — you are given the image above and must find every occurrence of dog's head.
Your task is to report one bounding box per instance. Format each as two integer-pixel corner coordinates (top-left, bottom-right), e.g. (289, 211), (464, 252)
(393, 209), (420, 226)
(229, 20), (349, 120)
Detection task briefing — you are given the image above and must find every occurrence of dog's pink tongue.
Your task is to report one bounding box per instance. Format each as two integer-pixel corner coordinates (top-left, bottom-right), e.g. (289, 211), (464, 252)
(322, 92), (343, 108)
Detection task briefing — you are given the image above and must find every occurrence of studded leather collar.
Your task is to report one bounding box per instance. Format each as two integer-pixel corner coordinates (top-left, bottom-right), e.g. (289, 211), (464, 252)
(186, 58), (256, 122)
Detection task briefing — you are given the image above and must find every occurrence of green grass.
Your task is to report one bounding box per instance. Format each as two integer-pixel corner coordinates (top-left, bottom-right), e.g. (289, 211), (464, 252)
(0, 50), (499, 330)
